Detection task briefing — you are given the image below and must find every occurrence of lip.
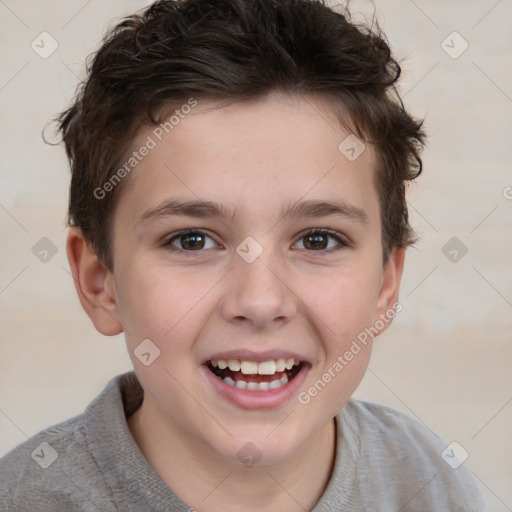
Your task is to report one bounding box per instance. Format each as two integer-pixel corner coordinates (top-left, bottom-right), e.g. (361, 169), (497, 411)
(201, 361), (310, 410)
(203, 349), (309, 364)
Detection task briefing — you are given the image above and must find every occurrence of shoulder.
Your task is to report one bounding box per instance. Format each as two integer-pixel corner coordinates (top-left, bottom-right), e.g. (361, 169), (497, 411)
(0, 414), (110, 511)
(338, 399), (487, 512)
(343, 398), (439, 443)
(0, 375), (128, 512)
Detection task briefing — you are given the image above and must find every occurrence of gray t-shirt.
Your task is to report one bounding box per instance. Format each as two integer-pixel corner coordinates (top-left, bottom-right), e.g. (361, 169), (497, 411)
(0, 371), (486, 511)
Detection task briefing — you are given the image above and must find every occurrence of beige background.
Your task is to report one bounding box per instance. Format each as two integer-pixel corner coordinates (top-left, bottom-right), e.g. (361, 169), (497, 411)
(1, 0), (511, 509)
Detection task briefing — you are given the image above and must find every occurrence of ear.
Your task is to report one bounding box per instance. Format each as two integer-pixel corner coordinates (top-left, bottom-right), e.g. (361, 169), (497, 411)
(66, 227), (123, 336)
(373, 246), (405, 334)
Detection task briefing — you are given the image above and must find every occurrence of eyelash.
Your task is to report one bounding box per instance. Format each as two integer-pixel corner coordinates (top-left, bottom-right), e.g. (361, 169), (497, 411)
(162, 228), (351, 255)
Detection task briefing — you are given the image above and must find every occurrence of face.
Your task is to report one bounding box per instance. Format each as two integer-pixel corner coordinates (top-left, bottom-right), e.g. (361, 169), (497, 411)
(105, 92), (402, 466)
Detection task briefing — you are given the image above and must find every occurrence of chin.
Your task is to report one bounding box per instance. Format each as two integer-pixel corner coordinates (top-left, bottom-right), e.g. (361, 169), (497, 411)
(210, 424), (308, 468)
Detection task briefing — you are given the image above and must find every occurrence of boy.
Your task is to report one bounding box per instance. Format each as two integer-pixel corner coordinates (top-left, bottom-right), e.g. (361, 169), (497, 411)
(0, 0), (487, 510)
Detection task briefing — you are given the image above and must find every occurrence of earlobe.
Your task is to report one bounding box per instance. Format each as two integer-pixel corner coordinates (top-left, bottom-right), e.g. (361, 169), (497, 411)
(375, 247), (405, 331)
(66, 227), (123, 336)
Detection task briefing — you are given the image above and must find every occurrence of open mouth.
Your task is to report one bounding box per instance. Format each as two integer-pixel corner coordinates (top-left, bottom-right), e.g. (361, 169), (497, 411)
(205, 358), (304, 391)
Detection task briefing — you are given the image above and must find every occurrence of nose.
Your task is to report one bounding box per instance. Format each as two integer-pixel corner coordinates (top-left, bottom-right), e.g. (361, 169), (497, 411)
(220, 245), (297, 330)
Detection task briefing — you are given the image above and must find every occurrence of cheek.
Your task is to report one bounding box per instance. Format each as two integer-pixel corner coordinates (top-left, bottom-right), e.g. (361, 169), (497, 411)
(307, 267), (381, 409)
(299, 276), (377, 416)
(307, 266), (381, 343)
(114, 263), (210, 346)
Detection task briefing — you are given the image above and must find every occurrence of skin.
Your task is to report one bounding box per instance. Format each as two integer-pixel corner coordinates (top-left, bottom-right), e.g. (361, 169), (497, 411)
(67, 92), (404, 511)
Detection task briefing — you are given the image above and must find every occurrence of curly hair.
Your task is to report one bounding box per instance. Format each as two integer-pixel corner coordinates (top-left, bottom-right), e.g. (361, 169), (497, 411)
(56, 0), (425, 270)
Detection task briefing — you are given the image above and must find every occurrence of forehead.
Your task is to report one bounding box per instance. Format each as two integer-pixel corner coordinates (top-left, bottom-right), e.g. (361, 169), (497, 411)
(115, 92), (379, 228)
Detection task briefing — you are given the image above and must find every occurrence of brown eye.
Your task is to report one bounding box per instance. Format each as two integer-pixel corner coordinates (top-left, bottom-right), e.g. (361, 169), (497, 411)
(303, 232), (329, 250)
(164, 230), (217, 251)
(294, 229), (349, 253)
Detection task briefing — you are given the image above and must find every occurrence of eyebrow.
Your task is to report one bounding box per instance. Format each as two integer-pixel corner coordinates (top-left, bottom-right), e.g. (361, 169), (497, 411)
(138, 198), (369, 226)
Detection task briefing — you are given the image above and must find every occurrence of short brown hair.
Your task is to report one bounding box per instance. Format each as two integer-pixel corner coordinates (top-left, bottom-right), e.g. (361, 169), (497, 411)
(56, 0), (425, 270)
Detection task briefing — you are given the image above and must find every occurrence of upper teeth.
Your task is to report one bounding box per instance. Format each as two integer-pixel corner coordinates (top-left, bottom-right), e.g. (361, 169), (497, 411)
(211, 358), (299, 375)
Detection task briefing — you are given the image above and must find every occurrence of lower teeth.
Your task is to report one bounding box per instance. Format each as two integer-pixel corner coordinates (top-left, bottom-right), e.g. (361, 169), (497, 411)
(222, 374), (289, 391)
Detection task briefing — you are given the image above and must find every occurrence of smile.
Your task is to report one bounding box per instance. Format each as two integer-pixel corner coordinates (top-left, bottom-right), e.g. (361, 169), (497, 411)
(207, 358), (303, 391)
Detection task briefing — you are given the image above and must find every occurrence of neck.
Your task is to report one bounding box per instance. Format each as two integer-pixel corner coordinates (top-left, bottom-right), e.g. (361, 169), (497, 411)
(128, 398), (337, 512)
